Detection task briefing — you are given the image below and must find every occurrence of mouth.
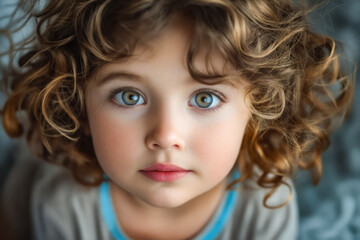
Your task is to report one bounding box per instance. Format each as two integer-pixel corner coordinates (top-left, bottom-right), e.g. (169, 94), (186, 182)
(140, 163), (191, 182)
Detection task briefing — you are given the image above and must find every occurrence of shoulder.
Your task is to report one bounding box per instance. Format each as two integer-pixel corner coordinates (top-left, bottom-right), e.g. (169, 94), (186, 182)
(31, 158), (108, 240)
(2, 140), (109, 240)
(32, 158), (97, 208)
(223, 178), (298, 240)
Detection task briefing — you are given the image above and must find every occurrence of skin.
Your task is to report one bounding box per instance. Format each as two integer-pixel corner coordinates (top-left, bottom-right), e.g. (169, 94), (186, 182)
(85, 17), (250, 239)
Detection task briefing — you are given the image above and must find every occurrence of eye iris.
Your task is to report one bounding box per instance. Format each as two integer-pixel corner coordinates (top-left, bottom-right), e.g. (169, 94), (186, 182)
(122, 91), (139, 105)
(195, 93), (213, 108)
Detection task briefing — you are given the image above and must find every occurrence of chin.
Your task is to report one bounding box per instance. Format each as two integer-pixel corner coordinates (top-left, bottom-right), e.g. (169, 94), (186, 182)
(141, 192), (191, 209)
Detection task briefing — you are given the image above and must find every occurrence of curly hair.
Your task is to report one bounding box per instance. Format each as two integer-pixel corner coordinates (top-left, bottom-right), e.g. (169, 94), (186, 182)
(1, 0), (353, 208)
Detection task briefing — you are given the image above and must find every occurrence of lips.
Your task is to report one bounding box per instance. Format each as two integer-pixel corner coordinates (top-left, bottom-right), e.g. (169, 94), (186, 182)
(140, 163), (190, 182)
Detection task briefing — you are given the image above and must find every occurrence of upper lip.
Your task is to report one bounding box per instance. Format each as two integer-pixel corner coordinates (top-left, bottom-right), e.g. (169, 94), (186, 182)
(142, 163), (188, 172)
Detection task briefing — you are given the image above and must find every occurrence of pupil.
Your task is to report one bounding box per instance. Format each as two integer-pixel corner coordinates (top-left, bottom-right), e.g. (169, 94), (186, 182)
(201, 96), (210, 103)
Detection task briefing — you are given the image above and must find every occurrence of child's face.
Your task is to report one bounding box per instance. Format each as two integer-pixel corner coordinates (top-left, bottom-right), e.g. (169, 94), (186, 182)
(85, 18), (250, 208)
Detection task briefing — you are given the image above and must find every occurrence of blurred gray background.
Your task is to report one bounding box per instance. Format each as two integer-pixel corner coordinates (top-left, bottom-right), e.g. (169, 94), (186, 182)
(1, 0), (359, 239)
(295, 1), (360, 239)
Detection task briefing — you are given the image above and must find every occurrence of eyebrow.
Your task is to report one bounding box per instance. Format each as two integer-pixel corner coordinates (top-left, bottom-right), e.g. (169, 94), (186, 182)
(96, 70), (240, 88)
(96, 71), (146, 86)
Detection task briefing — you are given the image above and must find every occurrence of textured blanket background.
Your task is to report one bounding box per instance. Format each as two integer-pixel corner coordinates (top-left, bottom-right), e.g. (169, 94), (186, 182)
(1, 0), (359, 239)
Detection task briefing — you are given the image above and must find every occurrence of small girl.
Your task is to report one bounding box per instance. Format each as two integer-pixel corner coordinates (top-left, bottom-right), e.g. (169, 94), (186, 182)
(0, 0), (353, 239)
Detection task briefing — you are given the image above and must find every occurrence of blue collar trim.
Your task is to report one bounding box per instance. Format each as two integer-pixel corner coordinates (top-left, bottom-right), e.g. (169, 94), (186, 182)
(194, 189), (238, 240)
(99, 182), (128, 240)
(194, 171), (239, 240)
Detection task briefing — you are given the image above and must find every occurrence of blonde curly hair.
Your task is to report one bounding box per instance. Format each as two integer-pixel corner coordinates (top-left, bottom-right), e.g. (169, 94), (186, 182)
(1, 0), (353, 207)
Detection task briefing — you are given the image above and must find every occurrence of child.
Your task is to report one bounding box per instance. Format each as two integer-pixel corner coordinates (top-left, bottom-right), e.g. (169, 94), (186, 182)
(0, 0), (353, 239)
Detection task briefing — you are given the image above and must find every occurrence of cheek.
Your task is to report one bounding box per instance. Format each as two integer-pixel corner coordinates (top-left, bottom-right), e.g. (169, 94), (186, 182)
(192, 117), (247, 174)
(88, 111), (142, 171)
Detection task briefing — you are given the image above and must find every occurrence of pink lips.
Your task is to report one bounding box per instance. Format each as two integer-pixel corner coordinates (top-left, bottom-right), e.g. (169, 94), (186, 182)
(140, 164), (190, 182)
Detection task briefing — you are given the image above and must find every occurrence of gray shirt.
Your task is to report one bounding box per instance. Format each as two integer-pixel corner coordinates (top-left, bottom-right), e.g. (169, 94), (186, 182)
(1, 145), (298, 240)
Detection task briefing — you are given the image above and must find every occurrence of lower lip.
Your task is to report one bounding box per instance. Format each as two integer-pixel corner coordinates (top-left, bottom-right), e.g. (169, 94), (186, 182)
(140, 171), (190, 182)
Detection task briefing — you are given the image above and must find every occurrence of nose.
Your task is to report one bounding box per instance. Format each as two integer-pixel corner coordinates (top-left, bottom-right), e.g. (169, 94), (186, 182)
(145, 108), (185, 151)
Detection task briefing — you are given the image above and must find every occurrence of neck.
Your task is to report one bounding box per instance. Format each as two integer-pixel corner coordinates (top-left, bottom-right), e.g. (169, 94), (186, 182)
(110, 180), (226, 240)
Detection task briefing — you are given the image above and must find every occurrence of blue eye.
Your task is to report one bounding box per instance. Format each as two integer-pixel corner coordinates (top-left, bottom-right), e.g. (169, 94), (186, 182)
(113, 90), (145, 106)
(189, 92), (221, 109)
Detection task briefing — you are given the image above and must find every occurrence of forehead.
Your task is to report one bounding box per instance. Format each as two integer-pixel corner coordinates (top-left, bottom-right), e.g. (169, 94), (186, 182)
(139, 17), (232, 70)
(91, 15), (237, 87)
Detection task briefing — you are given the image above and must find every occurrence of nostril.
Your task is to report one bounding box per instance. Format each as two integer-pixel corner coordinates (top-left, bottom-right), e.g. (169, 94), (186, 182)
(153, 143), (161, 148)
(148, 141), (183, 151)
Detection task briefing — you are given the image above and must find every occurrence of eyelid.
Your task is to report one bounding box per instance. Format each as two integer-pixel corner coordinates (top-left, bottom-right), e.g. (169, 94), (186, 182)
(192, 88), (227, 102)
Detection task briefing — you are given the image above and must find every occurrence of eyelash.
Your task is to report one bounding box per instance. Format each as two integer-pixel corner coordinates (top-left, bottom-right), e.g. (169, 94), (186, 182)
(109, 87), (226, 111)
